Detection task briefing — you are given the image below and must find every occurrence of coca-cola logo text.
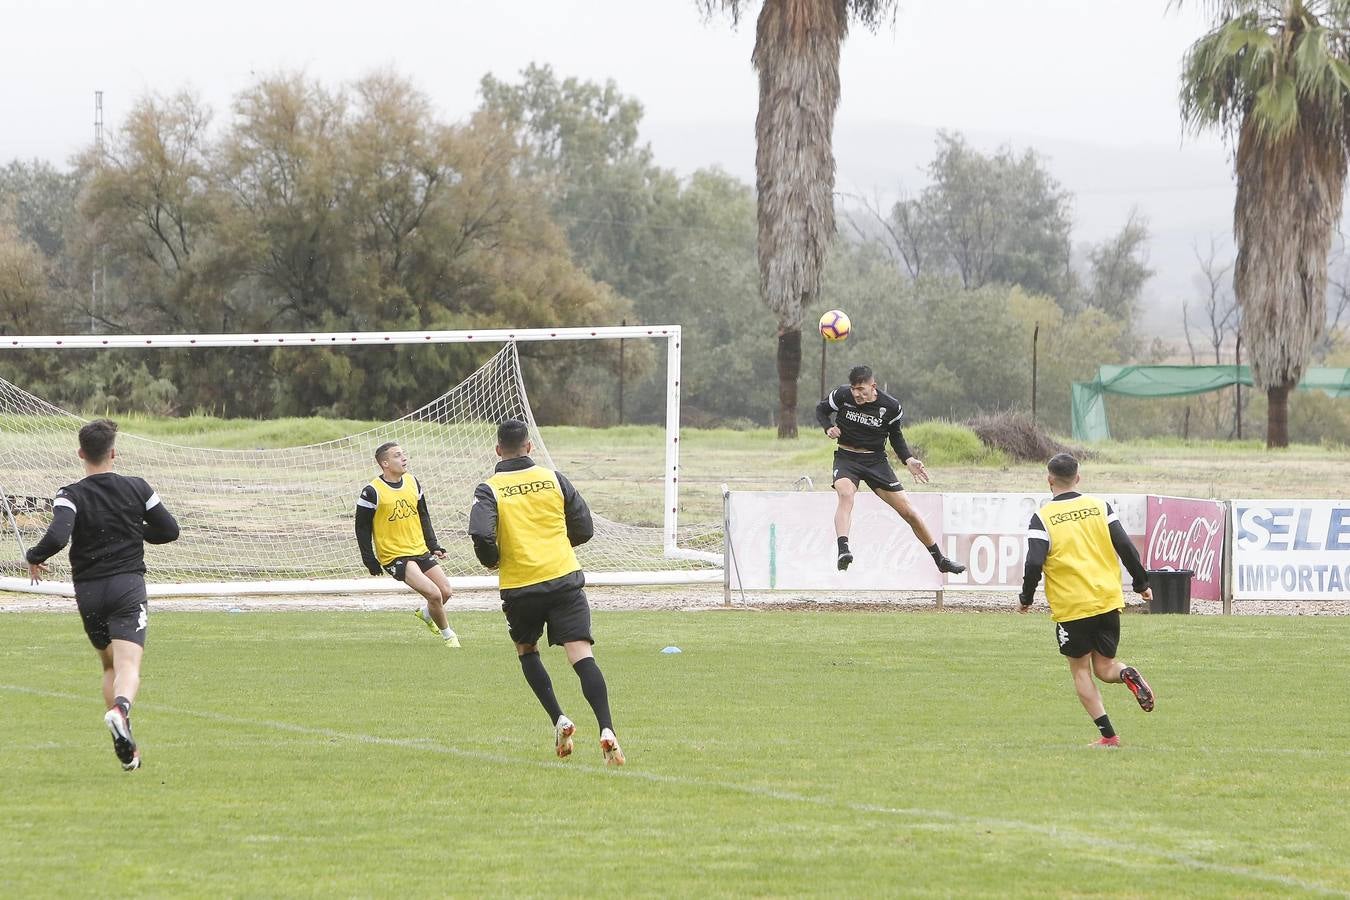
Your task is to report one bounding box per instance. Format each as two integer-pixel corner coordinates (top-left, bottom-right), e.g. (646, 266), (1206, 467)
(1147, 512), (1221, 582)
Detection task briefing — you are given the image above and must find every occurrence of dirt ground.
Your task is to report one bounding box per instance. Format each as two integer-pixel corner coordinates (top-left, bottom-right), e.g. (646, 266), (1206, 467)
(3, 584), (1346, 616)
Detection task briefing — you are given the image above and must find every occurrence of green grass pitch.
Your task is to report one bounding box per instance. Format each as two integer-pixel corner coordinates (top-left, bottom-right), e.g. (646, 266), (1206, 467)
(3, 609), (1349, 897)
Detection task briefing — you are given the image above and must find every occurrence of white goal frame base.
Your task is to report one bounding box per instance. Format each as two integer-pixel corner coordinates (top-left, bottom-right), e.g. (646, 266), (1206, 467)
(0, 569), (722, 598)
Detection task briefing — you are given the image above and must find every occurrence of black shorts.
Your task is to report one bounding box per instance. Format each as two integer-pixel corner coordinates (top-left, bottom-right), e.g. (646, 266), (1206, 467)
(1054, 610), (1121, 658)
(503, 585), (594, 647)
(832, 449), (903, 493)
(73, 573), (149, 650)
(383, 554), (439, 582)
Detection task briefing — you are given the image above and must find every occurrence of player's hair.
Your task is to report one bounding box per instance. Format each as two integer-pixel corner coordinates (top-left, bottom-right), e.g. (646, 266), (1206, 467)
(1047, 453), (1079, 482)
(374, 441), (401, 465)
(79, 418), (118, 463)
(848, 365), (874, 386)
(497, 418), (530, 454)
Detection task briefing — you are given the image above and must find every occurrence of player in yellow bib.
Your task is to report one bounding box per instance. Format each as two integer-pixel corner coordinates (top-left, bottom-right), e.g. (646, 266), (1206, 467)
(355, 441), (459, 648)
(1018, 454), (1156, 747)
(468, 419), (624, 765)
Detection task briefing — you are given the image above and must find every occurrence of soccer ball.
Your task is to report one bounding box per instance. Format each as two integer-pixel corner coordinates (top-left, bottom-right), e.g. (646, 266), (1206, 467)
(818, 309), (850, 342)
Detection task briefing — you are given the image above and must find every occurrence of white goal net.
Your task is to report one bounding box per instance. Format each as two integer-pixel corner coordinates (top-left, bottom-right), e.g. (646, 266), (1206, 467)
(0, 332), (721, 595)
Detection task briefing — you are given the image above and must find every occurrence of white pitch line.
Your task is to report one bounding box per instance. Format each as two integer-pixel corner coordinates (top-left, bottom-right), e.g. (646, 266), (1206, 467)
(3, 683), (1346, 897)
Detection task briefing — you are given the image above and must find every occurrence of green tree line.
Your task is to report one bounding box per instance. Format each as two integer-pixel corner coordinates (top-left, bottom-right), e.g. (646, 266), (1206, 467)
(2, 65), (1153, 433)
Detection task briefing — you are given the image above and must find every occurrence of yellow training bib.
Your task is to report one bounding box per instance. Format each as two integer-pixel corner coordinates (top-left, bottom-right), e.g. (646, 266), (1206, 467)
(1040, 494), (1125, 622)
(487, 464), (580, 590)
(369, 475), (428, 566)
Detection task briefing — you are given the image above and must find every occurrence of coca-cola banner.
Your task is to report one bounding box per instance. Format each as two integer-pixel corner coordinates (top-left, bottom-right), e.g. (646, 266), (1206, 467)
(1232, 499), (1350, 600)
(1145, 496), (1225, 601)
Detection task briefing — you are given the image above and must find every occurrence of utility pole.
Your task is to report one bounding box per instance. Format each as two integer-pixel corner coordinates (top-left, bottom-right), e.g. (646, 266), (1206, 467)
(92, 90), (105, 333)
(1031, 322), (1040, 422)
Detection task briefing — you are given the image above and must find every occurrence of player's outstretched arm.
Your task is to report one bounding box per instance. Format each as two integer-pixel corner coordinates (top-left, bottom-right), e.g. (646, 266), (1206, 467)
(888, 422), (928, 482)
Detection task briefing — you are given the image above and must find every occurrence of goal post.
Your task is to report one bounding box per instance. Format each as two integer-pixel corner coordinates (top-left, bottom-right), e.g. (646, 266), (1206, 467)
(0, 326), (721, 596)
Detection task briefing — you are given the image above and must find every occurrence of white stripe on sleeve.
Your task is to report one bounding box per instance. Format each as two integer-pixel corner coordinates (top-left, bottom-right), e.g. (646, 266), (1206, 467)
(54, 497), (77, 513)
(144, 492), (161, 511)
(355, 498), (376, 509)
(1027, 528), (1050, 544)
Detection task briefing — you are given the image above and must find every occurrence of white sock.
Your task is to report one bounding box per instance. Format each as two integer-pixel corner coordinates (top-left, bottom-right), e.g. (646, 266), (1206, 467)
(420, 606), (432, 621)
(440, 627), (454, 638)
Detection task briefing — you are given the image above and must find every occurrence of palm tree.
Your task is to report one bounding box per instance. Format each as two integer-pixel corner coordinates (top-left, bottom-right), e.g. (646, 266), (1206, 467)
(699, 1), (897, 437)
(1177, 0), (1350, 447)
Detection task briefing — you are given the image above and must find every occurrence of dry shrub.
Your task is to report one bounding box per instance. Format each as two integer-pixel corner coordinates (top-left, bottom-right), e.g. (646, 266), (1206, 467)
(967, 411), (1091, 463)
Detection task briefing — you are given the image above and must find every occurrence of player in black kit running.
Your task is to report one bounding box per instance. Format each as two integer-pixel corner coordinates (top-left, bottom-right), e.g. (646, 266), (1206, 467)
(815, 365), (965, 575)
(26, 419), (180, 771)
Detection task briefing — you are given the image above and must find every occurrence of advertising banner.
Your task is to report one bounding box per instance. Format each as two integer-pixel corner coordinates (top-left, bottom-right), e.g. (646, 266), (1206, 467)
(939, 493), (1047, 590)
(1145, 496), (1225, 602)
(726, 491), (943, 591)
(1232, 499), (1350, 600)
(940, 493), (1147, 592)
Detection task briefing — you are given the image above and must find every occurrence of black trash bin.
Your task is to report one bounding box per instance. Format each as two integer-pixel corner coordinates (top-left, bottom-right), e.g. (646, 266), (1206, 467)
(1146, 569), (1194, 614)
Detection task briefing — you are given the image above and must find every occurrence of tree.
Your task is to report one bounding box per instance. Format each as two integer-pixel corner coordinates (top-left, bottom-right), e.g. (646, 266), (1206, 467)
(1178, 0), (1350, 447)
(887, 132), (1076, 303)
(479, 64), (673, 292)
(1183, 236), (1240, 364)
(1007, 290), (1130, 434)
(0, 219), (53, 333)
(217, 72), (351, 333)
(0, 162), (82, 332)
(699, 0), (898, 438)
(0, 160), (82, 262)
(70, 72), (633, 420)
(1081, 209), (1154, 354)
(81, 91), (229, 333)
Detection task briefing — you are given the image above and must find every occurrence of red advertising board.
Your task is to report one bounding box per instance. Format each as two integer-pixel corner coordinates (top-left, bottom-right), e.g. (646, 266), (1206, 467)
(1145, 495), (1225, 601)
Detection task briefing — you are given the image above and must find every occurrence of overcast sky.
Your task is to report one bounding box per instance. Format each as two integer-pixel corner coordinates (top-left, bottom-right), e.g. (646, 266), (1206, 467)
(4, 0), (1219, 165)
(3, 0), (1240, 326)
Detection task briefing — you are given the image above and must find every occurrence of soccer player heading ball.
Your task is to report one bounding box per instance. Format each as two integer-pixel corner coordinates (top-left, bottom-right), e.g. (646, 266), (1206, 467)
(1018, 453), (1156, 747)
(815, 365), (965, 575)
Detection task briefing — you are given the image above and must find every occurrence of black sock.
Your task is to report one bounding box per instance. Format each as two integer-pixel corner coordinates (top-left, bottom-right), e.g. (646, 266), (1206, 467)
(572, 656), (613, 733)
(1094, 714), (1116, 739)
(114, 696), (131, 716)
(837, 536), (849, 553)
(926, 543), (942, 560)
(518, 652), (564, 724)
